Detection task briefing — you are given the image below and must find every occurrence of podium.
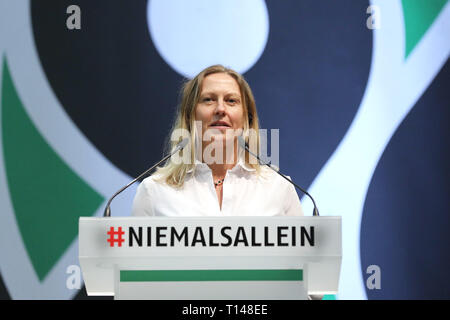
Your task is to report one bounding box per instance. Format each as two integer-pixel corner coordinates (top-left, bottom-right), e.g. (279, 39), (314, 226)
(79, 216), (341, 300)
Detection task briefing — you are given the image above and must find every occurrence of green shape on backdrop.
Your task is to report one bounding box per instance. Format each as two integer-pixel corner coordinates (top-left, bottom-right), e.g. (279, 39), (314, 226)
(402, 0), (448, 58)
(1, 57), (104, 281)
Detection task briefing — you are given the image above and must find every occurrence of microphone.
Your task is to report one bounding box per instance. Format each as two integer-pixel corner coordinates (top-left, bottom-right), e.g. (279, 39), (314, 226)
(103, 138), (190, 217)
(238, 136), (320, 216)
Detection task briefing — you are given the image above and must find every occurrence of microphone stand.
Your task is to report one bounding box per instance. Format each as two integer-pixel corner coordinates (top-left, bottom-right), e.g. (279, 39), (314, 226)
(103, 138), (189, 217)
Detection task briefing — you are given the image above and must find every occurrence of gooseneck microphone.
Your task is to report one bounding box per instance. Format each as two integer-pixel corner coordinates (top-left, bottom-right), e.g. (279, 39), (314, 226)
(238, 136), (320, 216)
(103, 138), (190, 217)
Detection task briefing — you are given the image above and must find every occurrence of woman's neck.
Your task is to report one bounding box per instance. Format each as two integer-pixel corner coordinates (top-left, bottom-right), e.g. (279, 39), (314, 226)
(202, 141), (239, 178)
(208, 162), (235, 178)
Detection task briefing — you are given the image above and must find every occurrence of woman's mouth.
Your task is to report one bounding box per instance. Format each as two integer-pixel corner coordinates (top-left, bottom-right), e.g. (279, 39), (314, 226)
(209, 121), (231, 129)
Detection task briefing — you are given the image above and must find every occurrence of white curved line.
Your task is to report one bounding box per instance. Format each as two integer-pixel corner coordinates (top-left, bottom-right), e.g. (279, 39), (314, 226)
(302, 0), (450, 299)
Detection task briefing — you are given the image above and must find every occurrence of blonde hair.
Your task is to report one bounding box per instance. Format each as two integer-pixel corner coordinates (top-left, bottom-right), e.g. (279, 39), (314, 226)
(153, 65), (262, 187)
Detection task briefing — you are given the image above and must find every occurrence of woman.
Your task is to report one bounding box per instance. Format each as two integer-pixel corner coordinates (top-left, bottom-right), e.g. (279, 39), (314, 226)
(132, 65), (303, 217)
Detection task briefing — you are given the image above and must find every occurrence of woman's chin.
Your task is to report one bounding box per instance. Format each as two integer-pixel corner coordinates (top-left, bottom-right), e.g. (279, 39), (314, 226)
(210, 134), (239, 144)
(206, 128), (242, 138)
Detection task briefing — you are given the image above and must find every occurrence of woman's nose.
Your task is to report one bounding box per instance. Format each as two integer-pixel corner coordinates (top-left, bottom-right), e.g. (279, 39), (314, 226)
(214, 98), (226, 114)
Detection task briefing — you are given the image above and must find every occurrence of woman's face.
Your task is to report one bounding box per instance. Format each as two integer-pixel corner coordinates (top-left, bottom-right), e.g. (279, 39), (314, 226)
(195, 73), (244, 148)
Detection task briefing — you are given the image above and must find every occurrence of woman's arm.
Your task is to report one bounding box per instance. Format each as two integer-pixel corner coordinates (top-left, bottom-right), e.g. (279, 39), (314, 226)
(131, 180), (155, 216)
(283, 182), (304, 216)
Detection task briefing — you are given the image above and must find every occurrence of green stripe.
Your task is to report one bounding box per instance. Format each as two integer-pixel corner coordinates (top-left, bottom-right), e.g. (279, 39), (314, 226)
(1, 57), (104, 281)
(120, 269), (303, 282)
(402, 0), (449, 59)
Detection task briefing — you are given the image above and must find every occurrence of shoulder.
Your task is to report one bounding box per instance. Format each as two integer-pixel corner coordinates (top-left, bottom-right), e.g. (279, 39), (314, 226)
(254, 167), (299, 200)
(254, 166), (292, 186)
(136, 175), (154, 193)
(135, 175), (165, 201)
(140, 172), (191, 193)
(140, 174), (158, 187)
(141, 172), (171, 187)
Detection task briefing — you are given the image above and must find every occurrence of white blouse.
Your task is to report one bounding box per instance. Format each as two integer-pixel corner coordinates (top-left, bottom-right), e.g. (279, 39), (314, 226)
(131, 159), (304, 217)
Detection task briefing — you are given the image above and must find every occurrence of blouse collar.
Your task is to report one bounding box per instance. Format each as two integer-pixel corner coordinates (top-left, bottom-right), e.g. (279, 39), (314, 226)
(187, 153), (255, 174)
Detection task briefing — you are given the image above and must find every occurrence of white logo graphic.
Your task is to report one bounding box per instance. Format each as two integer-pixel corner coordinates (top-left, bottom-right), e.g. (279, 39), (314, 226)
(147, 0), (269, 78)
